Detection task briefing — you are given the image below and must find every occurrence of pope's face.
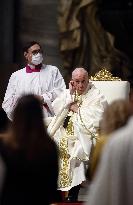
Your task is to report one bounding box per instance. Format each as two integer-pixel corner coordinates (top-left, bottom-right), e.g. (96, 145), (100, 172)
(72, 73), (89, 95)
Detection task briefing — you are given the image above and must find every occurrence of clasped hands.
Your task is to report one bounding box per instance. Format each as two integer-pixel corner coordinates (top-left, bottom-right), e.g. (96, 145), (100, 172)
(69, 102), (78, 113)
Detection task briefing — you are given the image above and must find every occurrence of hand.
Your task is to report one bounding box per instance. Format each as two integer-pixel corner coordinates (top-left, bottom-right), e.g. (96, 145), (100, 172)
(69, 80), (76, 95)
(69, 102), (78, 113)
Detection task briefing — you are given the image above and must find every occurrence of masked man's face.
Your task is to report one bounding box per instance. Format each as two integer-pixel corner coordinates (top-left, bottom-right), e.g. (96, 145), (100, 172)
(24, 44), (43, 65)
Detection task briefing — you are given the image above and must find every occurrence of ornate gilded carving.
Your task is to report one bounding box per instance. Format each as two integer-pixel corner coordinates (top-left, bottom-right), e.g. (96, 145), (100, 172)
(90, 68), (121, 81)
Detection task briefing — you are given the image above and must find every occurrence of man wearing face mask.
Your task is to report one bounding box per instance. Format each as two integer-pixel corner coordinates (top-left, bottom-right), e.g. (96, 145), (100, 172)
(2, 41), (66, 120)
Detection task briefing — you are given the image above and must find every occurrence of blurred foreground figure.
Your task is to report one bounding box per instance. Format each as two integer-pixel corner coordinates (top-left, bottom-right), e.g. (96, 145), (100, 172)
(89, 99), (133, 179)
(47, 67), (107, 202)
(85, 116), (133, 205)
(0, 94), (59, 205)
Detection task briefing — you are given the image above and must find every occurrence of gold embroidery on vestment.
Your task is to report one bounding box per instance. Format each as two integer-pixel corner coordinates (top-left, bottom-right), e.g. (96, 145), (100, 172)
(58, 136), (72, 188)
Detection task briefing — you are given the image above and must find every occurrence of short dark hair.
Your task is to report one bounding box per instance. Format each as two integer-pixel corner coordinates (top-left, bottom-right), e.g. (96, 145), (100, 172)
(23, 41), (42, 53)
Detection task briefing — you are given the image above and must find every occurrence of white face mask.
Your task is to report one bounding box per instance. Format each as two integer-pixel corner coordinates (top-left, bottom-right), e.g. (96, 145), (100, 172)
(31, 53), (43, 65)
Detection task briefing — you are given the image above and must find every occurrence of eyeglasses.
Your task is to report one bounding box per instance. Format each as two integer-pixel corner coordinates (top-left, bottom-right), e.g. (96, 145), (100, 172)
(31, 49), (43, 55)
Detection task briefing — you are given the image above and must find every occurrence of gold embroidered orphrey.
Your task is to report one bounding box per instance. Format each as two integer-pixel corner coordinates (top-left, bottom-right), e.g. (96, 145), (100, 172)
(58, 136), (72, 188)
(58, 93), (82, 188)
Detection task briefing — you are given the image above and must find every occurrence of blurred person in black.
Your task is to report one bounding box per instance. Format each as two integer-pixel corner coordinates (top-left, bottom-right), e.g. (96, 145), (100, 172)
(0, 109), (9, 134)
(0, 94), (59, 205)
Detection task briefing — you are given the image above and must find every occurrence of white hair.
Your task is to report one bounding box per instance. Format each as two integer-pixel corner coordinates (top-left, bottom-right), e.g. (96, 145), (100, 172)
(72, 67), (88, 79)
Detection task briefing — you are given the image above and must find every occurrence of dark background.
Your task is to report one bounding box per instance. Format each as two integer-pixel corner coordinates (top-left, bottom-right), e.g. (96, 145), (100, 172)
(1, 0), (133, 131)
(99, 0), (133, 62)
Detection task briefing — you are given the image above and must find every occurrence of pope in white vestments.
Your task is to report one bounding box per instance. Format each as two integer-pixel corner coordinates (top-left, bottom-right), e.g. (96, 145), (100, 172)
(2, 41), (66, 120)
(46, 67), (107, 199)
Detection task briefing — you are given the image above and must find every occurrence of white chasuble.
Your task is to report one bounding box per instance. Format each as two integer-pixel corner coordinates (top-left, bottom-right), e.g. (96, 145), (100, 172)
(47, 83), (107, 191)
